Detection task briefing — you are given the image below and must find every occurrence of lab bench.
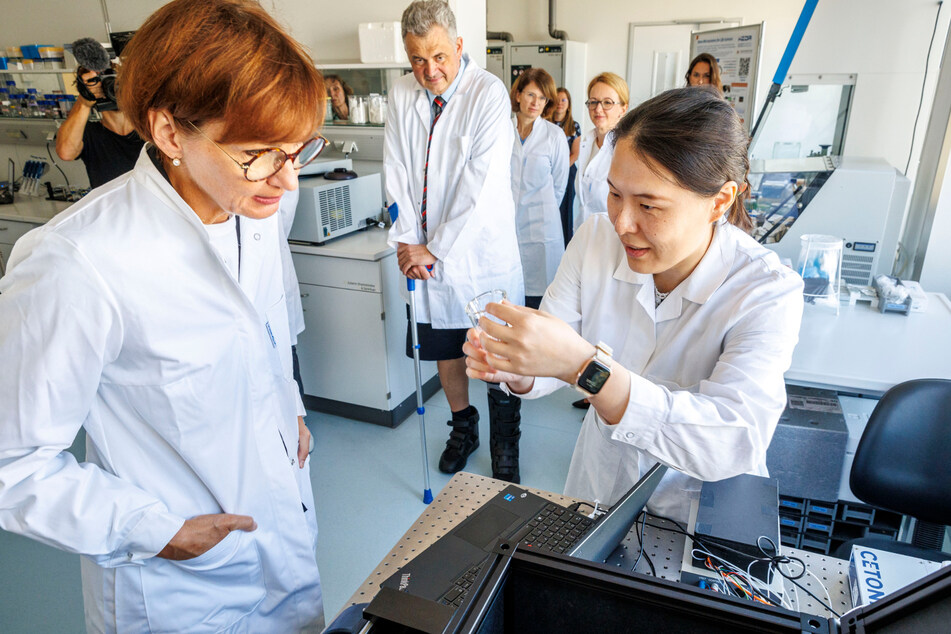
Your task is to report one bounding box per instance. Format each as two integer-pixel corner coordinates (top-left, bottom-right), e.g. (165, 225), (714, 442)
(290, 226), (440, 427)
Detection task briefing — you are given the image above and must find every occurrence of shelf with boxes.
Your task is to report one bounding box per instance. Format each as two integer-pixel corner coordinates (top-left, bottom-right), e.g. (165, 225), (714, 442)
(315, 62), (409, 128)
(778, 494), (903, 556)
(1, 68), (80, 123)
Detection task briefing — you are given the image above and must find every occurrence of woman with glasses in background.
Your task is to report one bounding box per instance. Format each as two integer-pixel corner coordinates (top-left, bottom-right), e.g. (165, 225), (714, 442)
(0, 0), (329, 631)
(574, 72), (629, 235)
(510, 68), (569, 310)
(570, 73), (628, 408)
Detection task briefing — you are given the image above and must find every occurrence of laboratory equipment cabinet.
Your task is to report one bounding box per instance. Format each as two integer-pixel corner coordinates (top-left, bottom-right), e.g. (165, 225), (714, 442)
(290, 227), (439, 427)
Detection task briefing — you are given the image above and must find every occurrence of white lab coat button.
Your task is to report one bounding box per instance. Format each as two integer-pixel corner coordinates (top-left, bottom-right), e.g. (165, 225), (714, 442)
(290, 458), (296, 466)
(254, 233), (261, 241)
(127, 552), (134, 560)
(625, 432), (634, 440)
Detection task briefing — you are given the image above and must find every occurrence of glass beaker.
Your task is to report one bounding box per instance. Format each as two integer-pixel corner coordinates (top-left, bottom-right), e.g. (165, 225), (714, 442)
(797, 234), (843, 314)
(465, 289), (508, 330)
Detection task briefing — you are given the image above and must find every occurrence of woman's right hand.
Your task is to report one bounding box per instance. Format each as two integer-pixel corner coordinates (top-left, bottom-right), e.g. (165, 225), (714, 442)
(463, 328), (533, 393)
(157, 513), (257, 561)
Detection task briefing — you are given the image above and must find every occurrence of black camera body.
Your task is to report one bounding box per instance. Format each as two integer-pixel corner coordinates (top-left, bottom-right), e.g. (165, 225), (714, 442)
(76, 68), (118, 111)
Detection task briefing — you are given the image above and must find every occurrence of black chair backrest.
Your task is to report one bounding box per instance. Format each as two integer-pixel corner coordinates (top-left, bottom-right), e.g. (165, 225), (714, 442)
(850, 379), (951, 526)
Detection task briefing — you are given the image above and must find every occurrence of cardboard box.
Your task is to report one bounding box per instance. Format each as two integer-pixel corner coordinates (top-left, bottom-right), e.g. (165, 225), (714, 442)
(849, 545), (945, 608)
(359, 22), (404, 64)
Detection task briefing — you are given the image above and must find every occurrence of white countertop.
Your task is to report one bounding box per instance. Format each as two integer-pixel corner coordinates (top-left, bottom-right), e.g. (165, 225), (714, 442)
(785, 292), (951, 396)
(0, 198), (72, 224)
(289, 225), (394, 261)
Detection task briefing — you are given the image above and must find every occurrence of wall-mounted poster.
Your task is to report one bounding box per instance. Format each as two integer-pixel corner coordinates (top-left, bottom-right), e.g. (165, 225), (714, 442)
(690, 23), (764, 132)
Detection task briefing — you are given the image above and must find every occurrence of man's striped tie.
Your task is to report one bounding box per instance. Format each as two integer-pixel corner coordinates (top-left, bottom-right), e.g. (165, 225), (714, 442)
(420, 96), (446, 234)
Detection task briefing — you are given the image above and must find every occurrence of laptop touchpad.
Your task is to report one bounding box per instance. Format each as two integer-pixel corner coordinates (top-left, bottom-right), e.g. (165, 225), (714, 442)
(454, 505), (520, 551)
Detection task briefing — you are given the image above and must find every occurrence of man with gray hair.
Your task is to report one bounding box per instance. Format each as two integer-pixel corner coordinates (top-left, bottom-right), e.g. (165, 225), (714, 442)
(386, 0), (526, 482)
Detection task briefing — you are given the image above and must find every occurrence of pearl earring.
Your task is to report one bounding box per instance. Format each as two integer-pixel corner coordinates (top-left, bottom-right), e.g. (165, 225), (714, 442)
(172, 158), (181, 167)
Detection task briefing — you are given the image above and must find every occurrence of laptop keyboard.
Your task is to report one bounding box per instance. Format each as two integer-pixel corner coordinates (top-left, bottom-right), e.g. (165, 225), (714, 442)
(437, 503), (594, 609)
(520, 503), (595, 553)
(439, 561), (485, 608)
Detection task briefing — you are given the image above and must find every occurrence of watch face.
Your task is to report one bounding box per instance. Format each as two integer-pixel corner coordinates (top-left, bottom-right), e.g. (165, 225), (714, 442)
(578, 360), (611, 394)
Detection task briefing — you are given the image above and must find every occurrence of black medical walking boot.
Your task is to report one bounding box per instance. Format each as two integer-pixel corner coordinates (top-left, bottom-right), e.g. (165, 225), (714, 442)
(438, 406), (480, 474)
(488, 386), (522, 484)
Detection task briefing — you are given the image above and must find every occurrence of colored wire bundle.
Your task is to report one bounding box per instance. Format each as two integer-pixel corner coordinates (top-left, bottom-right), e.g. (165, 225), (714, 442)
(645, 514), (841, 618)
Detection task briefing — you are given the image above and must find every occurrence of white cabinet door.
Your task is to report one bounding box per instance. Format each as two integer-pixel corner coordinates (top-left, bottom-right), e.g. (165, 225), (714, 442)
(296, 282), (390, 409)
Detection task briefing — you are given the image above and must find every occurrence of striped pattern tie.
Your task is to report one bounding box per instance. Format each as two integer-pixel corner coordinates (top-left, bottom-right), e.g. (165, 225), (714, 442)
(421, 96), (446, 234)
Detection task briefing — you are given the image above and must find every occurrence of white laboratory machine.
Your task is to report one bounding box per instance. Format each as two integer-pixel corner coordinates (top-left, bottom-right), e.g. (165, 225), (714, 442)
(289, 157), (383, 245)
(484, 40), (587, 113)
(750, 156), (910, 285)
(748, 76), (911, 284)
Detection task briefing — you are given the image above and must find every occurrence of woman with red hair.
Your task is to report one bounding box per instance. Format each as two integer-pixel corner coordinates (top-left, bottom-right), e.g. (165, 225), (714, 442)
(0, 1), (328, 631)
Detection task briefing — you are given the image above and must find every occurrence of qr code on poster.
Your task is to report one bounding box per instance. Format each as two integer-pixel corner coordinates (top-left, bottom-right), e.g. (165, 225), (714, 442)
(739, 57), (750, 77)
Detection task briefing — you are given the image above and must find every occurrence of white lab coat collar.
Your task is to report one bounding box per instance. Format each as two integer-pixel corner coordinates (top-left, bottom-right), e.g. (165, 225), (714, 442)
(611, 221), (733, 322)
(130, 146), (267, 310)
(131, 147), (209, 233)
(413, 53), (478, 128)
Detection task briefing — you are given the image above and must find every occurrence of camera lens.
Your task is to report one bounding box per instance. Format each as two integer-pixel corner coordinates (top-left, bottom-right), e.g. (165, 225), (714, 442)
(101, 75), (116, 102)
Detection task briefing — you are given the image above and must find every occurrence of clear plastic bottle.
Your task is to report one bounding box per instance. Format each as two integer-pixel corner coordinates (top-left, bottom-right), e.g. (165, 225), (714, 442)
(5, 81), (22, 116)
(61, 95), (76, 117)
(26, 88), (41, 117)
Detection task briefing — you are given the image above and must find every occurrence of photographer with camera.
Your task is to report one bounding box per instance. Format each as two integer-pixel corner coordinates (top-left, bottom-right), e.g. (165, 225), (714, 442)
(54, 38), (143, 189)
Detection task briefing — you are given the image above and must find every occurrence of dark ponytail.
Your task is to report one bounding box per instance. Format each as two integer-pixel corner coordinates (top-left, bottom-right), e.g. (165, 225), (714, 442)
(612, 86), (752, 233)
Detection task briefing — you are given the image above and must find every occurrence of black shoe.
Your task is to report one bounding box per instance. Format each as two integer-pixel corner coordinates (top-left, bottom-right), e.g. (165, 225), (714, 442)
(438, 408), (480, 474)
(488, 387), (521, 484)
(572, 398), (591, 409)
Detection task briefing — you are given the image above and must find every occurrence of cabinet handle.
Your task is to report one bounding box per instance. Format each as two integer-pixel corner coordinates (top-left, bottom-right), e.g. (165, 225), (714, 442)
(0, 227), (8, 231)
(300, 292), (309, 298)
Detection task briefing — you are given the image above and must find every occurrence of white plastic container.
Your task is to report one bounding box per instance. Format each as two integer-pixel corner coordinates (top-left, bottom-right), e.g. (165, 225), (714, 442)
(359, 22), (404, 63)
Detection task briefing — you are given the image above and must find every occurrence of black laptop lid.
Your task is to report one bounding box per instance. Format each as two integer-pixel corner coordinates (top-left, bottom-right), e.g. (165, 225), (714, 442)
(568, 463), (668, 563)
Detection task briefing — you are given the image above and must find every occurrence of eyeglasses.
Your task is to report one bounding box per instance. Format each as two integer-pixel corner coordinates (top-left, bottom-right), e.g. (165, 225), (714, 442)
(520, 91), (548, 103)
(81, 75), (102, 86)
(585, 99), (619, 112)
(186, 121), (327, 182)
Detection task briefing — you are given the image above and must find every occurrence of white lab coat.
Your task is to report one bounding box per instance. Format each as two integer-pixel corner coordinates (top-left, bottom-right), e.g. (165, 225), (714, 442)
(511, 116), (569, 297)
(278, 187), (306, 348)
(572, 128), (616, 233)
(518, 214), (804, 523)
(386, 54), (524, 327)
(0, 150), (323, 633)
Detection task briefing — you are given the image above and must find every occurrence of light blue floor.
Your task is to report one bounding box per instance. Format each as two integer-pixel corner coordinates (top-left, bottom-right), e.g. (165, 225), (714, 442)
(0, 379), (584, 632)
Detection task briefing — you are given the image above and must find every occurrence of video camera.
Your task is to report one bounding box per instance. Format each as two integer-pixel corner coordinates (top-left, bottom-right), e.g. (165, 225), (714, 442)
(71, 37), (118, 111)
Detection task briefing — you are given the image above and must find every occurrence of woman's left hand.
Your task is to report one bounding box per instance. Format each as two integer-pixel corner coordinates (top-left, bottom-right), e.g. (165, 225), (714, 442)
(297, 416), (310, 468)
(477, 301), (595, 384)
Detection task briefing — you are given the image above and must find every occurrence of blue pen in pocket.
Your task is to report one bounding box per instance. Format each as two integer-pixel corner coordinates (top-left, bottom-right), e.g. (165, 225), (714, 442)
(265, 320), (277, 347)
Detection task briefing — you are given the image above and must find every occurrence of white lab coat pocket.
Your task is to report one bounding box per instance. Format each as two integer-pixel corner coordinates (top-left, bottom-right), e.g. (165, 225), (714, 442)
(457, 135), (472, 161)
(141, 530), (266, 633)
(521, 201), (549, 243)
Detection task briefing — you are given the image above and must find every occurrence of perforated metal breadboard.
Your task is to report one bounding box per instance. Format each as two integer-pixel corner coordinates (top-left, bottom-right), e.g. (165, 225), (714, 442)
(343, 472), (852, 621)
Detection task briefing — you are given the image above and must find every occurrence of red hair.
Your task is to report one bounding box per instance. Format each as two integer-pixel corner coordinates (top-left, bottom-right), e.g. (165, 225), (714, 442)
(118, 0), (325, 145)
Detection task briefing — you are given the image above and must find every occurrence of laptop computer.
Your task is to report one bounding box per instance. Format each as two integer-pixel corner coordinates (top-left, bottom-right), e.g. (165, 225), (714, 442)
(365, 463), (668, 632)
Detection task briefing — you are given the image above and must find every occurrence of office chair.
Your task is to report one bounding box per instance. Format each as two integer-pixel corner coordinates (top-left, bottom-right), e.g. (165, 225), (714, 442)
(833, 378), (951, 562)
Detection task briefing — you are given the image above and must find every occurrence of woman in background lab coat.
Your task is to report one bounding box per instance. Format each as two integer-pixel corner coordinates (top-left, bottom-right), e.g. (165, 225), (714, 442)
(465, 88), (804, 525)
(510, 68), (569, 309)
(573, 72), (629, 233)
(0, 1), (327, 631)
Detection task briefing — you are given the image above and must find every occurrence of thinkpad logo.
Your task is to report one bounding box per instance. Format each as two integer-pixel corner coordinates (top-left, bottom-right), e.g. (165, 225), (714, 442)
(399, 573), (411, 591)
